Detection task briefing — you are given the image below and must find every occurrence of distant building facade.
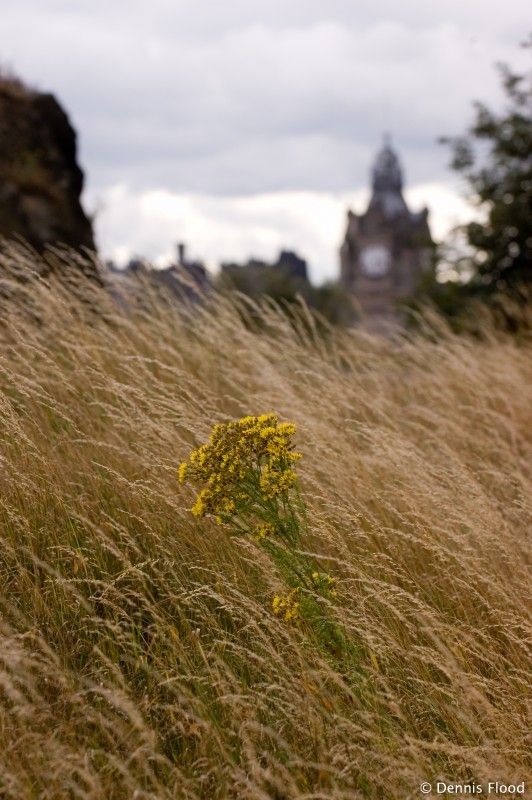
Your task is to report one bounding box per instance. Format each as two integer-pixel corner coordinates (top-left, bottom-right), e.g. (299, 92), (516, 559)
(340, 139), (433, 330)
(221, 249), (308, 284)
(173, 242), (210, 292)
(106, 242), (209, 306)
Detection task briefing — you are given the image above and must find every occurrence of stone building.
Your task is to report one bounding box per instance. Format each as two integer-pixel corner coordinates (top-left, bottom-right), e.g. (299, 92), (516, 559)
(340, 138), (433, 330)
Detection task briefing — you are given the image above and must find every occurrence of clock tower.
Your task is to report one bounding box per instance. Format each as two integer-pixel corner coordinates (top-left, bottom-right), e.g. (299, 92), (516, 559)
(340, 138), (433, 330)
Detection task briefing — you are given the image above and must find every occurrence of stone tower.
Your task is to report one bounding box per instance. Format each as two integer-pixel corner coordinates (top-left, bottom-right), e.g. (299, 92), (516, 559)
(340, 138), (433, 330)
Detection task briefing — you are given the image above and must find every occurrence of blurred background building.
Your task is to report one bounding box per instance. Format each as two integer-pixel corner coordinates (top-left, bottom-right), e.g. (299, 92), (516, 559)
(340, 139), (433, 330)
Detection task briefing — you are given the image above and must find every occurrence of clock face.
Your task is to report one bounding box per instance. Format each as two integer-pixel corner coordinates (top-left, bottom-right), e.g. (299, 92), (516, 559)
(360, 244), (391, 278)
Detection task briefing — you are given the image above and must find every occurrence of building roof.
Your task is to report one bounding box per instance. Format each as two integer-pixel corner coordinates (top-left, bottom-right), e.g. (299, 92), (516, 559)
(366, 138), (412, 221)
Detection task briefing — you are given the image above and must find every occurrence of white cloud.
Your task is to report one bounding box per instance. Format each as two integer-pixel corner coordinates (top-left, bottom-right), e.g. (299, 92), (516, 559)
(90, 180), (476, 283)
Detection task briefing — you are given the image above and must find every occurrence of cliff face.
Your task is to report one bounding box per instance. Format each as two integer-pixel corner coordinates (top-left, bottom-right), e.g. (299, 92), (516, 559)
(0, 77), (95, 254)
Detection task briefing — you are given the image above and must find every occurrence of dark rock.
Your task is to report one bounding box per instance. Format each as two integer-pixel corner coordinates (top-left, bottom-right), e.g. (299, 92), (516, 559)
(0, 76), (96, 259)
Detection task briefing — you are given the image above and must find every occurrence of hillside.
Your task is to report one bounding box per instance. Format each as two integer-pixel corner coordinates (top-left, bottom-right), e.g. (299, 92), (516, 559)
(0, 247), (530, 799)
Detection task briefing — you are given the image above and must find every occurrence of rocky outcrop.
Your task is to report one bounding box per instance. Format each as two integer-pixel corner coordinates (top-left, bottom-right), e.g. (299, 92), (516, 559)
(0, 76), (95, 256)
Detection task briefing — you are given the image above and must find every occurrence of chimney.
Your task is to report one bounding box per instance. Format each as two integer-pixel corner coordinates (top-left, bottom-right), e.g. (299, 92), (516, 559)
(177, 242), (186, 265)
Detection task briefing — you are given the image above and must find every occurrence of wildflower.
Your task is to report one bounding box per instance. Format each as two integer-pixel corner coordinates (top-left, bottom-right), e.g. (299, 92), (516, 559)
(178, 413), (301, 524)
(191, 488), (209, 517)
(253, 522), (275, 542)
(311, 571), (337, 597)
(272, 587), (300, 622)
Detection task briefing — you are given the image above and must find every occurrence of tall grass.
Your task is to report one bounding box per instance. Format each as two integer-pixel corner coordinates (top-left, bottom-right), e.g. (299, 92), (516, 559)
(0, 246), (530, 799)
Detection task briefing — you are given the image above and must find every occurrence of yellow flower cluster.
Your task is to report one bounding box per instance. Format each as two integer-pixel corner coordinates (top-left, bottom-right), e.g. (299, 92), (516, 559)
(178, 413), (301, 523)
(272, 588), (300, 622)
(311, 572), (337, 597)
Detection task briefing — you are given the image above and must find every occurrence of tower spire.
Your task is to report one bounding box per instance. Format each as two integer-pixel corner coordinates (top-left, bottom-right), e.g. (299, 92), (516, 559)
(371, 137), (403, 194)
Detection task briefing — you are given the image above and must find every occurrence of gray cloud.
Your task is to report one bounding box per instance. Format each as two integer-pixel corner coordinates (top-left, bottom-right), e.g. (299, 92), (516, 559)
(2, 1), (529, 198)
(1, 1), (529, 276)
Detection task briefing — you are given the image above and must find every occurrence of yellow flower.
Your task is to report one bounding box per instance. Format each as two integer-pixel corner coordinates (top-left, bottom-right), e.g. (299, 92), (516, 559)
(253, 522), (275, 542)
(191, 488), (209, 517)
(257, 413), (276, 423)
(284, 603), (300, 622)
(311, 571), (337, 596)
(178, 413), (301, 525)
(272, 595), (282, 613)
(277, 422), (296, 436)
(272, 588), (300, 622)
(191, 500), (204, 517)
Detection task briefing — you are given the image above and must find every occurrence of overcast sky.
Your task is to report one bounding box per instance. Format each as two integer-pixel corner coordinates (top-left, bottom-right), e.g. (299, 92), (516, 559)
(2, 1), (530, 281)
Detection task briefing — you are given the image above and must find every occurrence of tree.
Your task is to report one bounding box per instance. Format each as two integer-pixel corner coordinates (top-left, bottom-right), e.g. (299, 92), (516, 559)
(217, 261), (355, 326)
(442, 41), (532, 299)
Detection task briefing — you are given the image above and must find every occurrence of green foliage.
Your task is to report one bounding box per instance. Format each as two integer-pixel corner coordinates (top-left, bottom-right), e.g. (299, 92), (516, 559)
(440, 41), (532, 320)
(217, 261), (309, 304)
(217, 263), (355, 325)
(404, 255), (474, 331)
(311, 280), (356, 325)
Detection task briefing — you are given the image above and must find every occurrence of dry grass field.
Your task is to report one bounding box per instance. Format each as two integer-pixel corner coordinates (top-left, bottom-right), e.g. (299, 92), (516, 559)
(0, 247), (530, 799)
